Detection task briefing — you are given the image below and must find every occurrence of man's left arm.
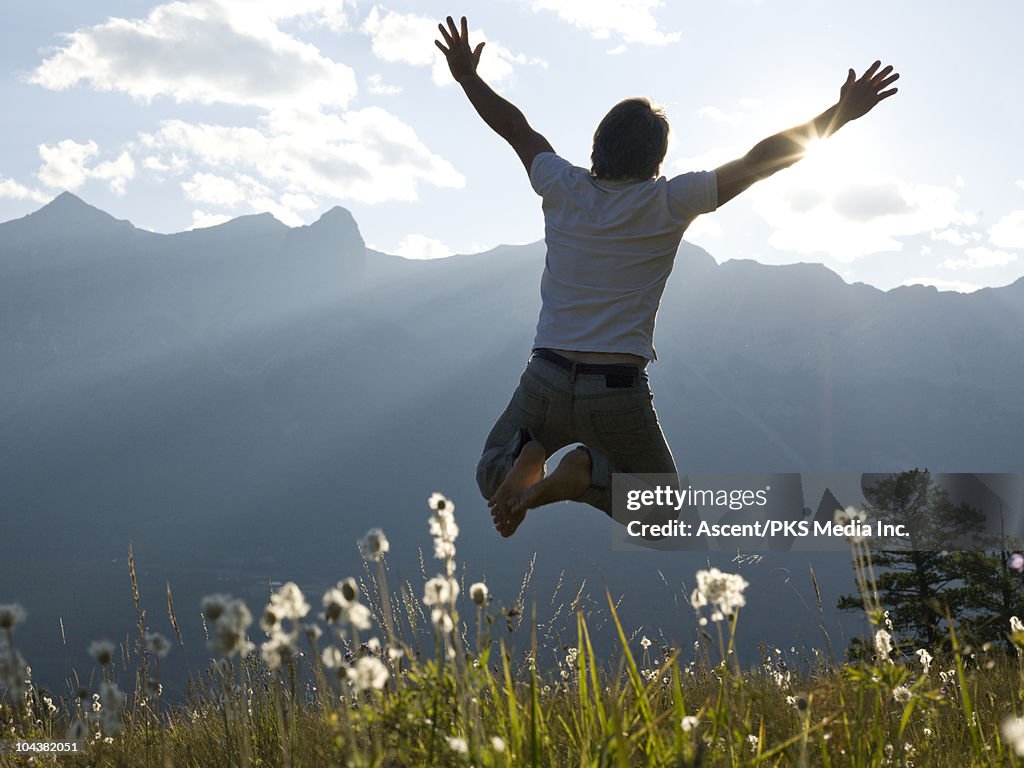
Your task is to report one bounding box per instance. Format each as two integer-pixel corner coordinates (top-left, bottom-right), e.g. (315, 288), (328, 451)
(435, 16), (553, 173)
(714, 61), (899, 208)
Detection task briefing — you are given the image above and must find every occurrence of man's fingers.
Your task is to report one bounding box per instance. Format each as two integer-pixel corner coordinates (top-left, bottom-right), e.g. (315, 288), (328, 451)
(446, 15), (460, 41)
(434, 39), (449, 55)
(437, 22), (452, 44)
(861, 60), (882, 80)
(473, 41), (485, 64)
(877, 88), (898, 100)
(846, 68), (856, 84)
(461, 15), (469, 40)
(878, 72), (900, 89)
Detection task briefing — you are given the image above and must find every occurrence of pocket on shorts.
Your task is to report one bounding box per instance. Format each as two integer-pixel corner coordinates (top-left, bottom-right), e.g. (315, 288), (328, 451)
(590, 405), (651, 455)
(512, 387), (549, 425)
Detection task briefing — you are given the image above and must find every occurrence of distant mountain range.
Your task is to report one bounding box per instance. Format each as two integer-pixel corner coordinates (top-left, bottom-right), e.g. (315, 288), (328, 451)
(2, 194), (1022, 685)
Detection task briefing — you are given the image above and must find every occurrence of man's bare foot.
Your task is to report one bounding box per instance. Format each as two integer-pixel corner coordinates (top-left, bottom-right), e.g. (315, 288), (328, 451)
(499, 447), (592, 537)
(488, 439), (546, 536)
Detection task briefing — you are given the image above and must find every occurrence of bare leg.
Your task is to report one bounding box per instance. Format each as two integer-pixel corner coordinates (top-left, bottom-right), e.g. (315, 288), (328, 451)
(497, 446), (592, 538)
(488, 439), (546, 535)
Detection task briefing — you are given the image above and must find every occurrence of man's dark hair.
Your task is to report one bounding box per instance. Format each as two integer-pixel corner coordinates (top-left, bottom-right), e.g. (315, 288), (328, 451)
(590, 97), (670, 181)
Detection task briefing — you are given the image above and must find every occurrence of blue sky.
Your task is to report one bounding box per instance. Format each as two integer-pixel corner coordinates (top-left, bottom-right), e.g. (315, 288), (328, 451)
(2, 0), (1022, 292)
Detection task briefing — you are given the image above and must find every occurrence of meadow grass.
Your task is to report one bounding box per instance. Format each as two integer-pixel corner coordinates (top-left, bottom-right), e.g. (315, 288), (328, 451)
(4, 494), (1024, 767)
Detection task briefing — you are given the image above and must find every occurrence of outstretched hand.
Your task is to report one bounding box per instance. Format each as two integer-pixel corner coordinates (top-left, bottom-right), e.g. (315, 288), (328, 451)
(838, 61), (900, 122)
(435, 15), (484, 84)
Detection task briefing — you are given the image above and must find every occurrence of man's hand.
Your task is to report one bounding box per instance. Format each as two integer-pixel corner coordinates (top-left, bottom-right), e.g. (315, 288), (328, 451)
(837, 61), (900, 123)
(435, 15), (484, 84)
(713, 60), (900, 208)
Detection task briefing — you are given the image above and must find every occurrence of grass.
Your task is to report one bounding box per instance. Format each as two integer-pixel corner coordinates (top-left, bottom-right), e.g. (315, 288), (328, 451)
(4, 493), (1024, 767)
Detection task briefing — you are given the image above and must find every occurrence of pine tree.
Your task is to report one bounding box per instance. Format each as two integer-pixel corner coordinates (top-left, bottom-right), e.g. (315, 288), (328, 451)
(838, 469), (985, 649)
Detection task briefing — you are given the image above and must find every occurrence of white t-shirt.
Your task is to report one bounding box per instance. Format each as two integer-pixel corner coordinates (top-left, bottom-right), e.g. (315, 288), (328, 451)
(529, 152), (717, 362)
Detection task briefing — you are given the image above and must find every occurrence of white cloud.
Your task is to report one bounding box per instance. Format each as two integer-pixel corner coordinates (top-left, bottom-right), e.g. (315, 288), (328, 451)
(361, 7), (538, 85)
(190, 210), (233, 229)
(181, 172), (270, 207)
(746, 158), (975, 262)
(393, 233), (452, 260)
(36, 139), (135, 194)
(607, 44), (627, 55)
(954, 174), (965, 188)
(902, 276), (981, 293)
(141, 106), (464, 209)
(528, 0), (680, 45)
(989, 210), (1024, 250)
(29, 0), (358, 110)
(1016, 180), (1024, 191)
(0, 177), (49, 203)
(942, 246), (1019, 270)
(931, 228), (969, 246)
(367, 73), (402, 95)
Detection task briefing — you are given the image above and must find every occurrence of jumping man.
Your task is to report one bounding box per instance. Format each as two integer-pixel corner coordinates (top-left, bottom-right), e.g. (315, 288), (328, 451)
(434, 15), (899, 538)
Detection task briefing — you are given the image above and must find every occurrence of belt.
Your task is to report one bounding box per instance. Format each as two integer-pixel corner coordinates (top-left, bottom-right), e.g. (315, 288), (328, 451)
(531, 348), (644, 383)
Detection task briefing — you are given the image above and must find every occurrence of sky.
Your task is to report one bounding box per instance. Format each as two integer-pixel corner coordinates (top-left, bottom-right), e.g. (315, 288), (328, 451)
(1, 0), (1022, 292)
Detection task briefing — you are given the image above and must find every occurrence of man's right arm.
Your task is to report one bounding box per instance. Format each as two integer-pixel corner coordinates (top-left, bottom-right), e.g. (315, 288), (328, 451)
(714, 61), (899, 208)
(436, 16), (553, 174)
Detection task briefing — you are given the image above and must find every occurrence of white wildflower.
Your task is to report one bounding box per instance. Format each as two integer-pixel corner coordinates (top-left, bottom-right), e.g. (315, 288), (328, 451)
(260, 605), (283, 634)
(321, 646), (344, 669)
(690, 568), (748, 620)
(431, 608), (454, 633)
(0, 603), (26, 630)
(322, 588), (348, 623)
(260, 631), (296, 670)
(748, 733), (759, 752)
(428, 493), (459, 562)
(144, 631), (171, 659)
(874, 629), (893, 662)
(681, 715), (699, 732)
(89, 640), (116, 666)
(424, 576), (458, 607)
(640, 636), (652, 650)
(1003, 716), (1024, 756)
(346, 602), (372, 631)
(358, 528), (390, 562)
(448, 736), (468, 754)
(270, 582), (310, 621)
(469, 582), (489, 606)
(1011, 616), (1024, 633)
(338, 578), (359, 604)
(347, 656), (390, 691)
(834, 506), (867, 526)
(893, 685), (912, 704)
(491, 735), (506, 752)
(200, 594), (231, 622)
(207, 598), (253, 658)
(302, 623), (322, 642)
(915, 648), (933, 675)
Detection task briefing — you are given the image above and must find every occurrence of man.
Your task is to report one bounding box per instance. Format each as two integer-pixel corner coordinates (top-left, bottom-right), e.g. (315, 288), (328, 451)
(435, 16), (898, 538)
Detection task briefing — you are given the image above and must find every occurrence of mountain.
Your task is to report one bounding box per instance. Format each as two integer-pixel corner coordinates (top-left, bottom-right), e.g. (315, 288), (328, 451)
(2, 194), (1022, 687)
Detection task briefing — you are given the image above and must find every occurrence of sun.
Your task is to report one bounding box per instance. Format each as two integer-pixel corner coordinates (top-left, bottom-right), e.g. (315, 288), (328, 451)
(792, 132), (874, 191)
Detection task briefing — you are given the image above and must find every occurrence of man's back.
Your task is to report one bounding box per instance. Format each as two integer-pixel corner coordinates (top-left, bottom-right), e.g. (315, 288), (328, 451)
(529, 152), (717, 361)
